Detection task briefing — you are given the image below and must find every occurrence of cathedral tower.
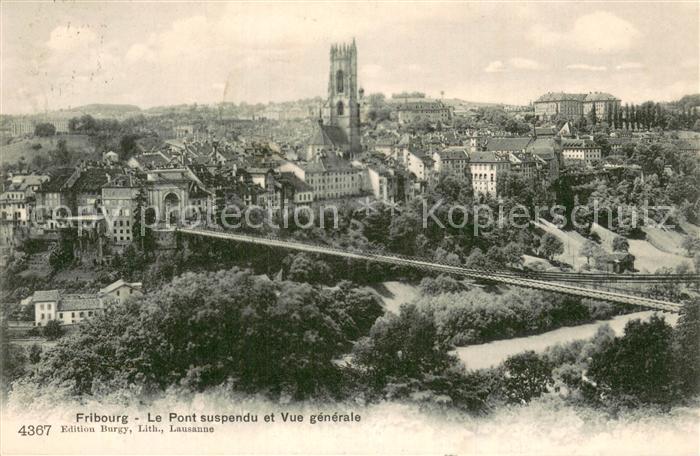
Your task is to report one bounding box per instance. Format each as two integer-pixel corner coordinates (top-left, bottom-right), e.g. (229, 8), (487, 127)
(323, 39), (361, 158)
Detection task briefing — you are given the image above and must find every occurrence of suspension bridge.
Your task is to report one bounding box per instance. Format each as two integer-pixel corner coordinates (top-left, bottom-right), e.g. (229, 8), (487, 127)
(178, 227), (698, 313)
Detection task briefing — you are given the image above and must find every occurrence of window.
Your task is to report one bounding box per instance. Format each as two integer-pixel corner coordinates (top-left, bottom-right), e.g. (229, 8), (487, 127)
(337, 101), (344, 116)
(80, 312), (84, 318)
(117, 290), (120, 296)
(336, 70), (344, 93)
(59, 313), (63, 319)
(40, 303), (44, 311)
(41, 313), (45, 320)
(71, 312), (75, 318)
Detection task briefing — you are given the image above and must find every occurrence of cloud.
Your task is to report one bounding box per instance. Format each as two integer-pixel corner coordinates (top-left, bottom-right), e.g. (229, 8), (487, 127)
(529, 11), (641, 53)
(566, 63), (607, 72)
(484, 61), (505, 73)
(46, 25), (98, 51)
(484, 58), (542, 73)
(615, 62), (644, 71)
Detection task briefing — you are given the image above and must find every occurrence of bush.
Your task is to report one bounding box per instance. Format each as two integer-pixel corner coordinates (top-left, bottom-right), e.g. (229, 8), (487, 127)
(42, 320), (64, 340)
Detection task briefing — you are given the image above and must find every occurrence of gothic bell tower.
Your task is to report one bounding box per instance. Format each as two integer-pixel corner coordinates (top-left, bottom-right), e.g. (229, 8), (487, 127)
(323, 39), (361, 158)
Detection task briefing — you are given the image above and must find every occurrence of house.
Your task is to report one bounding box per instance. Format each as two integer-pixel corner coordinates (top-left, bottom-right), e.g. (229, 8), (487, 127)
(401, 149), (433, 182)
(561, 138), (602, 166)
(29, 279), (143, 326)
(393, 98), (452, 124)
(279, 155), (365, 201)
(526, 138), (562, 182)
(483, 137), (533, 154)
(127, 151), (173, 170)
(102, 175), (140, 246)
(432, 147), (469, 175)
(469, 151), (511, 195)
(595, 252), (635, 273)
(0, 173), (49, 225)
(103, 151), (119, 163)
(100, 279), (143, 304)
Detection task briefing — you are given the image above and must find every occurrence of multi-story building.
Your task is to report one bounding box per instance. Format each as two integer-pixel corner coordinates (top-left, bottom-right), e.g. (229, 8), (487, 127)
(400, 149), (433, 182)
(432, 147), (470, 175)
(102, 175), (140, 246)
(561, 138), (602, 166)
(534, 92), (586, 119)
(483, 137), (533, 155)
(526, 138), (562, 183)
(27, 279), (142, 327)
(583, 92), (621, 121)
(0, 174), (49, 225)
(279, 155), (365, 201)
(394, 99), (452, 124)
(470, 151), (511, 195)
(534, 92), (621, 122)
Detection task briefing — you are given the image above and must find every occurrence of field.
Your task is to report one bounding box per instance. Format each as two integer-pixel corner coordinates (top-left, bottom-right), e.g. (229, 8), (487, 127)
(591, 223), (690, 272)
(0, 134), (95, 165)
(534, 220), (589, 268)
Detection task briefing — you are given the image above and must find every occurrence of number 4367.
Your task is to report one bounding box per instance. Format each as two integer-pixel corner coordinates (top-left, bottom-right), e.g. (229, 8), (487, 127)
(18, 425), (51, 436)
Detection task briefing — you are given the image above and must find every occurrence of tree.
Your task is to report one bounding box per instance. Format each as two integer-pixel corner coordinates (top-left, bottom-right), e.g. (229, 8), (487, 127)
(131, 186), (155, 253)
(539, 233), (564, 261)
(673, 299), (700, 395)
(286, 253), (332, 284)
(587, 316), (676, 403)
(579, 240), (602, 265)
(49, 138), (71, 165)
(34, 122), (56, 137)
(612, 235), (630, 252)
(680, 236), (700, 256)
(42, 320), (64, 341)
(353, 304), (457, 383)
(501, 351), (553, 403)
(587, 104), (597, 126)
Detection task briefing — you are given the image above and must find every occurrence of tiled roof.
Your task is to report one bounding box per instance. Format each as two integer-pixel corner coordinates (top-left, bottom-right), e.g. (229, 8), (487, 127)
(535, 92), (587, 103)
(584, 92), (618, 102)
(100, 279), (142, 294)
(31, 290), (60, 302)
(485, 137), (533, 152)
(437, 147), (469, 161)
(308, 123), (349, 147)
(280, 172), (313, 192)
(37, 168), (75, 193)
(470, 151), (510, 163)
(562, 138), (597, 148)
(133, 152), (170, 168)
(72, 168), (121, 193)
(59, 295), (105, 311)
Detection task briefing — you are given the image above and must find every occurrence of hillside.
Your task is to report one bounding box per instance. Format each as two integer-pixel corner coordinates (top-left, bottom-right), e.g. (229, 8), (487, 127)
(0, 134), (95, 165)
(590, 223), (689, 272)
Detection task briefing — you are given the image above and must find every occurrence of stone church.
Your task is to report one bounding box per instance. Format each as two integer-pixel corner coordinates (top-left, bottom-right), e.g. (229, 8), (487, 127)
(306, 40), (362, 161)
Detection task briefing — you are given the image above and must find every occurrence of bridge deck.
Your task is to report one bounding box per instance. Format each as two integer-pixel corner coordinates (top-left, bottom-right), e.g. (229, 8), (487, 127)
(179, 228), (685, 313)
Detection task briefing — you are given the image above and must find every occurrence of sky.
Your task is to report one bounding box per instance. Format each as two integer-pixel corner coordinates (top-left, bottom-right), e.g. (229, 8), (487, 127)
(1, 2), (698, 114)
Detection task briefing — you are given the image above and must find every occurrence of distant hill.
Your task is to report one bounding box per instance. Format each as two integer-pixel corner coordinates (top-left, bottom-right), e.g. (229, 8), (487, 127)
(68, 104), (141, 116)
(442, 98), (503, 108)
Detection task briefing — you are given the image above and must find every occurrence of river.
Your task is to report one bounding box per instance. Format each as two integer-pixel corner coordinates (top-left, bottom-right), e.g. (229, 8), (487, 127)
(373, 281), (680, 371)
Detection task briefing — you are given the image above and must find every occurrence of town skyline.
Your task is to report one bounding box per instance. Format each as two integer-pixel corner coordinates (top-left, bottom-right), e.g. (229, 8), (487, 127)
(2, 2), (698, 115)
